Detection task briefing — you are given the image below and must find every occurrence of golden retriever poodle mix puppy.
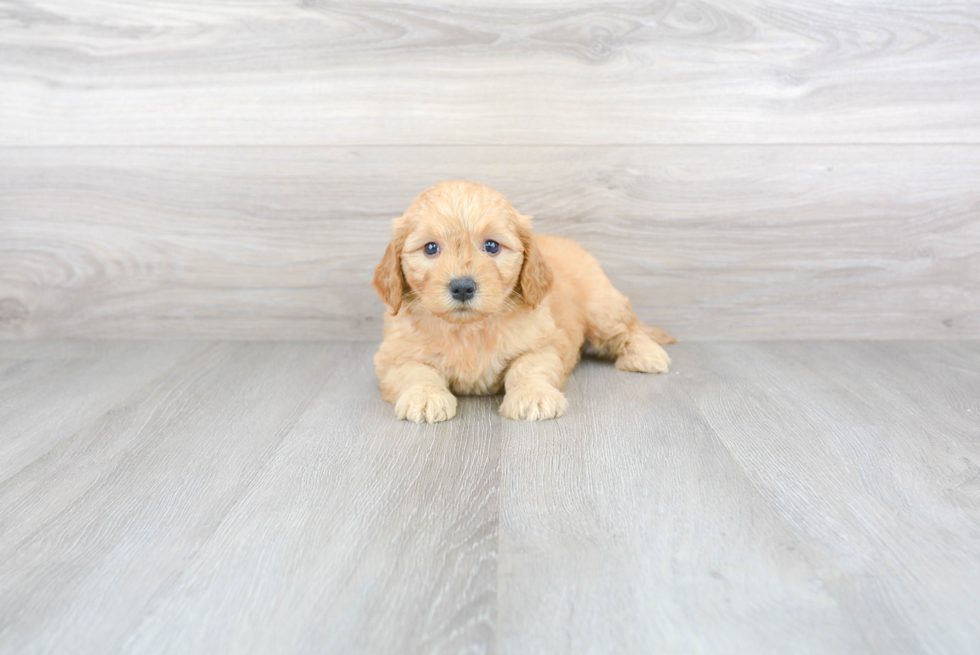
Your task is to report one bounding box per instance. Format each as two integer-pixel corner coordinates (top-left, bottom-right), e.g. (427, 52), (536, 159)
(372, 180), (674, 423)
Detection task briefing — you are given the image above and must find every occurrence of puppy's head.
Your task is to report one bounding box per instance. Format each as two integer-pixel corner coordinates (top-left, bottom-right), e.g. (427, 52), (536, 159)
(372, 181), (552, 323)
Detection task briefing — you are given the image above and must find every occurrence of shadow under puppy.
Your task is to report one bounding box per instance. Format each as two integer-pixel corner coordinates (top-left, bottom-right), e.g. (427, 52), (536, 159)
(373, 180), (675, 423)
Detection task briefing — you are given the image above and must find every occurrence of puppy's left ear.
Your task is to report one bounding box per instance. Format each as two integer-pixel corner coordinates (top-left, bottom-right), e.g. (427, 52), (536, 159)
(517, 216), (553, 308)
(372, 219), (408, 314)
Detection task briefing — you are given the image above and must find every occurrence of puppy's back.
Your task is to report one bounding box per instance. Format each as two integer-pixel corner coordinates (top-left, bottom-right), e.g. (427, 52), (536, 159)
(535, 234), (675, 347)
(535, 234), (611, 301)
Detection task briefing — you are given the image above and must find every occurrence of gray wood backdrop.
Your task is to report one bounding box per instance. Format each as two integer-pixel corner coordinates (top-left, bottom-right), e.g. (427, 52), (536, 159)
(1, 1), (978, 340)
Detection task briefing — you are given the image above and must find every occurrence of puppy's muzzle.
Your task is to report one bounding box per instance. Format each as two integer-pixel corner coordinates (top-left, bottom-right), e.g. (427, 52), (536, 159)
(449, 277), (477, 303)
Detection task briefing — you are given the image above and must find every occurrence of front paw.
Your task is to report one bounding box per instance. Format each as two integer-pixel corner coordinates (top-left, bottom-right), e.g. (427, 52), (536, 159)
(394, 386), (457, 423)
(500, 385), (567, 421)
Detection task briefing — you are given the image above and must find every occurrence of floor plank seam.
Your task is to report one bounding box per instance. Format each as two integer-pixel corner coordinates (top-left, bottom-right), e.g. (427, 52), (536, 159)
(114, 345), (364, 651)
(0, 342), (220, 489)
(670, 366), (878, 653)
(4, 341), (979, 653)
(1, 344), (236, 562)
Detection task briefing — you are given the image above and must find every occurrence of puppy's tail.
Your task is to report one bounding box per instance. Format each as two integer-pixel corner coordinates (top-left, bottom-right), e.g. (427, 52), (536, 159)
(641, 323), (677, 345)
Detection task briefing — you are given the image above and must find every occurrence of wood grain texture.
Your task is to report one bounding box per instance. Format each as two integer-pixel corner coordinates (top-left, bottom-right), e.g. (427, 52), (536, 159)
(0, 342), (339, 654)
(2, 145), (978, 340)
(497, 356), (869, 654)
(0, 342), (498, 655)
(2, 340), (979, 653)
(676, 341), (980, 653)
(120, 353), (499, 655)
(2, 1), (979, 145)
(0, 340), (203, 483)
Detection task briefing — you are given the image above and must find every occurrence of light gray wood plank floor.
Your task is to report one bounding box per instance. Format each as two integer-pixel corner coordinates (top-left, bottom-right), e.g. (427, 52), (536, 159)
(1, 341), (978, 654)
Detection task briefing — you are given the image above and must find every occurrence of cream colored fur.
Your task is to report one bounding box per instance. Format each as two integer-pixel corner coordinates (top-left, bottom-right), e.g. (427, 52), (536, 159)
(372, 181), (674, 423)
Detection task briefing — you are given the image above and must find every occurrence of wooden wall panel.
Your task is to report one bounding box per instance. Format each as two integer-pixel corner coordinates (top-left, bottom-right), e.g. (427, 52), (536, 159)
(3, 1), (978, 339)
(2, 146), (977, 340)
(1, 1), (979, 145)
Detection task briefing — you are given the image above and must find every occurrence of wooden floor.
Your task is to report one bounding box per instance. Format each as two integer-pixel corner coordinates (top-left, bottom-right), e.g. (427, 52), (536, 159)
(0, 341), (978, 654)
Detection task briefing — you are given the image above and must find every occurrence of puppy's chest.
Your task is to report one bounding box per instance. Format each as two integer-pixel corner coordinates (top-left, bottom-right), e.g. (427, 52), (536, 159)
(429, 333), (517, 395)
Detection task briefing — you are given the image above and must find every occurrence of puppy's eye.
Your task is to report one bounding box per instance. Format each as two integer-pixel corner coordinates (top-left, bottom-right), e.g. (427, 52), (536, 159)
(423, 242), (439, 257)
(483, 240), (500, 255)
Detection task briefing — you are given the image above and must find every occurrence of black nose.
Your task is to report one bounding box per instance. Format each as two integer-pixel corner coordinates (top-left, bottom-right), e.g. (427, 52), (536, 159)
(449, 277), (477, 302)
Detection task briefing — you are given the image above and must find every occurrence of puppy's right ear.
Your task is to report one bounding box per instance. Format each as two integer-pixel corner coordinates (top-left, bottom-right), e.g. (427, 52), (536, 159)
(372, 221), (407, 314)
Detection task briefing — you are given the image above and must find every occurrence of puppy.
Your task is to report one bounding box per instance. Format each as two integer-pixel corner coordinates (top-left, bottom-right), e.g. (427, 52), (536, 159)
(372, 181), (674, 423)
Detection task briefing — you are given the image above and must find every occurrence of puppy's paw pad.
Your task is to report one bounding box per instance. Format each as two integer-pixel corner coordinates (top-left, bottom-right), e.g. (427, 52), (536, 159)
(616, 340), (671, 374)
(500, 385), (567, 421)
(394, 386), (457, 423)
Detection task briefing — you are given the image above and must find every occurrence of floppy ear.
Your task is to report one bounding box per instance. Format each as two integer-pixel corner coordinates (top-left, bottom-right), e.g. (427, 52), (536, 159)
(372, 222), (407, 313)
(517, 217), (553, 308)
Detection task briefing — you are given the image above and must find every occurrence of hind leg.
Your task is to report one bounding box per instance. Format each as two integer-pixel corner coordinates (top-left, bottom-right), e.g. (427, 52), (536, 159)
(583, 286), (671, 374)
(614, 330), (671, 373)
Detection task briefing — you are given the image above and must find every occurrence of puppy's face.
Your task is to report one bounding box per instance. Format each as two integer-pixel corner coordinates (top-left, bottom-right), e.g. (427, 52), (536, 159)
(373, 181), (552, 323)
(400, 205), (524, 324)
